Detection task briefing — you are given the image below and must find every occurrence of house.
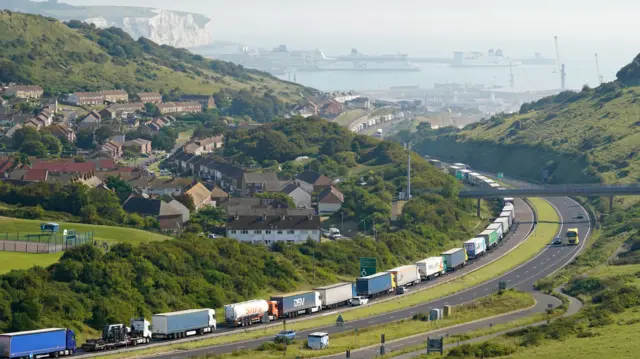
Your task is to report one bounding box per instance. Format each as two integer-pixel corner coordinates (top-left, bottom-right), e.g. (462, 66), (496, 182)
(78, 110), (102, 129)
(100, 141), (123, 159)
(67, 90), (128, 105)
(242, 172), (281, 196)
(210, 186), (229, 205)
(295, 170), (332, 194)
(126, 117), (140, 129)
(98, 107), (117, 120)
(122, 196), (190, 230)
(30, 159), (96, 173)
(317, 186), (344, 214)
(123, 138), (152, 155)
(226, 211), (321, 244)
(319, 101), (343, 119)
(281, 182), (312, 209)
(46, 172), (104, 188)
(142, 116), (173, 133)
(104, 103), (145, 119)
(0, 157), (16, 177)
(143, 177), (193, 196)
(90, 158), (118, 171)
(48, 124), (76, 143)
(292, 101), (317, 118)
(185, 182), (212, 210)
(183, 135), (224, 155)
(4, 85), (44, 99)
(179, 94), (215, 108)
(157, 102), (202, 115)
(24, 117), (46, 129)
(346, 97), (371, 109)
(136, 92), (163, 104)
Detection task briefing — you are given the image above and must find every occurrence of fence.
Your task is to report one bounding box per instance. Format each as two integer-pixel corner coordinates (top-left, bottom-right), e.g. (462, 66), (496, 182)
(0, 231), (94, 254)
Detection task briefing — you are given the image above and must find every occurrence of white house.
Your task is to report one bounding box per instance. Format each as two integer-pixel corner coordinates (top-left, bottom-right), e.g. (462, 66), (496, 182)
(317, 186), (345, 215)
(226, 212), (321, 245)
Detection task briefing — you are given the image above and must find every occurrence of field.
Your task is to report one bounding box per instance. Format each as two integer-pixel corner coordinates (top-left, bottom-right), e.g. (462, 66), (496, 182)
(98, 197), (559, 359)
(0, 217), (170, 243)
(0, 251), (63, 275)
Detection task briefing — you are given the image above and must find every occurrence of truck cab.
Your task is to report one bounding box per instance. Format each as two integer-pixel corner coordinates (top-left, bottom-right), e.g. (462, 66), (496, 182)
(66, 329), (77, 353)
(130, 317), (152, 339)
(329, 227), (342, 239)
(566, 228), (579, 245)
(267, 301), (279, 320)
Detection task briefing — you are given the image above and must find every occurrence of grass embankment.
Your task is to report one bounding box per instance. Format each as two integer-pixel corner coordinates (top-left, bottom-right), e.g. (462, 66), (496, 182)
(0, 217), (170, 244)
(217, 291), (535, 359)
(0, 252), (63, 275)
(97, 198), (558, 359)
(334, 109), (369, 126)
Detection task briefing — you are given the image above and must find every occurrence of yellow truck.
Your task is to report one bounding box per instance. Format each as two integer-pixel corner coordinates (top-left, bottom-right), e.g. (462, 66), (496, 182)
(566, 228), (579, 245)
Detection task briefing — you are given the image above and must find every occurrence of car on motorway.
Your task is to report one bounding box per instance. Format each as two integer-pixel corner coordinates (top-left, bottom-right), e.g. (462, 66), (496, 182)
(351, 296), (369, 306)
(552, 237), (563, 245)
(396, 287), (409, 295)
(573, 214), (584, 220)
(274, 330), (296, 342)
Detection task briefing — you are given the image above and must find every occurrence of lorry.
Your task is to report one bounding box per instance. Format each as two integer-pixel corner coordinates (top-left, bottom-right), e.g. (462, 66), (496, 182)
(315, 282), (356, 309)
(386, 265), (421, 288)
(495, 216), (511, 234)
(464, 237), (487, 259)
(224, 299), (278, 327)
(566, 228), (579, 245)
(151, 309), (216, 339)
(500, 210), (514, 226)
(82, 318), (151, 351)
(479, 229), (499, 248)
(0, 328), (76, 358)
(503, 197), (515, 205)
(356, 272), (396, 298)
(487, 223), (505, 240)
(441, 248), (467, 271)
(415, 256), (446, 280)
(270, 291), (322, 318)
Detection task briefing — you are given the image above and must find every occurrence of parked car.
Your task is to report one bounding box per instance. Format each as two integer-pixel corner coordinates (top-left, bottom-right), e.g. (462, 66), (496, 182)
(351, 296), (369, 306)
(552, 237), (563, 245)
(207, 233), (219, 239)
(275, 330), (296, 342)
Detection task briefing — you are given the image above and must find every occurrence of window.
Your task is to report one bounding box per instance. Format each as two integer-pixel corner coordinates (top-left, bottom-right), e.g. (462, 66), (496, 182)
(277, 230), (283, 234)
(230, 230), (237, 234)
(265, 230), (272, 234)
(240, 230), (249, 234)
(254, 230), (262, 234)
(287, 230), (295, 234)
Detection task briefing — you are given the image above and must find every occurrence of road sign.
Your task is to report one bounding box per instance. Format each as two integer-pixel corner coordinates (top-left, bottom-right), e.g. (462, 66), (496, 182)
(427, 337), (444, 354)
(360, 257), (377, 277)
(497, 172), (504, 179)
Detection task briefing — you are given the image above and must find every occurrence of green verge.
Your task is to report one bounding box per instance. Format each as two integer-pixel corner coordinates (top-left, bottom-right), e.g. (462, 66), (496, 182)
(0, 217), (170, 244)
(0, 252), (63, 275)
(97, 198), (559, 359)
(217, 291), (535, 359)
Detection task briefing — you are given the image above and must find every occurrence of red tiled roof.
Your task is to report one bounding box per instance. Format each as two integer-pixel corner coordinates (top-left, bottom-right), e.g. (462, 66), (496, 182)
(0, 157), (15, 174)
(23, 169), (48, 181)
(31, 161), (96, 173)
(96, 159), (117, 169)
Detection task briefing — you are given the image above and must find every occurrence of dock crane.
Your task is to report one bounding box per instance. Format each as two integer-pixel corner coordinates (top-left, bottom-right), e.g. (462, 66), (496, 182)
(595, 53), (604, 85)
(553, 36), (566, 89)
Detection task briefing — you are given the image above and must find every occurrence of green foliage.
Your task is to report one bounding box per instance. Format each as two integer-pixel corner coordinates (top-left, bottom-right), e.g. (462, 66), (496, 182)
(40, 134), (62, 156)
(12, 126), (40, 149)
(19, 140), (47, 158)
(446, 342), (516, 358)
(254, 192), (295, 208)
(105, 176), (133, 202)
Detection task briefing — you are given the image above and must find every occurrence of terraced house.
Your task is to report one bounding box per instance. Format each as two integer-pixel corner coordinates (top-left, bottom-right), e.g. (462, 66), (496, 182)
(157, 101), (202, 114)
(67, 90), (129, 105)
(136, 92), (163, 104)
(4, 85), (44, 99)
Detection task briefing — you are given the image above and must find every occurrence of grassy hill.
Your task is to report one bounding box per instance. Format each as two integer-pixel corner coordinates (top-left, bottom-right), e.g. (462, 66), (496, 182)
(409, 54), (640, 187)
(0, 11), (313, 102)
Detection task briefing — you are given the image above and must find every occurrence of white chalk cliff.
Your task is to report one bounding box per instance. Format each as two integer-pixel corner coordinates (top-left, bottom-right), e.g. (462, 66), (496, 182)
(86, 9), (213, 48)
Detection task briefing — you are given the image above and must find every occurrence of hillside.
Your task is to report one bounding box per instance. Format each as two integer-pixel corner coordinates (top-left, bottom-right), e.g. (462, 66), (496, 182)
(0, 116), (492, 336)
(408, 54), (640, 186)
(0, 11), (313, 103)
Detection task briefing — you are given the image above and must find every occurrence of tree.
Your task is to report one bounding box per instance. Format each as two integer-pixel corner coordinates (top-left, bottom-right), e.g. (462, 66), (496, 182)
(144, 102), (160, 117)
(41, 134), (62, 155)
(76, 129), (95, 150)
(174, 193), (195, 211)
(105, 176), (133, 202)
(12, 153), (31, 168)
(20, 140), (47, 158)
(254, 192), (295, 208)
(12, 127), (41, 149)
(94, 127), (114, 145)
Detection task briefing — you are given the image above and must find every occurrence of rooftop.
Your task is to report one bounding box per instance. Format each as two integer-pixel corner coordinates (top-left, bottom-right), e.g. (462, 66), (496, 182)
(227, 213), (320, 230)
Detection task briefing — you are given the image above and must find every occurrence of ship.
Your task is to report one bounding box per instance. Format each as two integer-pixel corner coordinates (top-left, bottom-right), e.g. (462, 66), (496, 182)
(451, 49), (521, 68)
(514, 52), (556, 66)
(297, 58), (420, 72)
(335, 48), (410, 62)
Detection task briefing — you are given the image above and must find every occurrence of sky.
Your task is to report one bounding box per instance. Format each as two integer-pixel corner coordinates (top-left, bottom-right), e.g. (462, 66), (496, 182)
(61, 0), (640, 65)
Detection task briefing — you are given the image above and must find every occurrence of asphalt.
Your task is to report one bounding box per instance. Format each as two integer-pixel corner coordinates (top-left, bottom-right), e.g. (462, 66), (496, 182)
(142, 195), (589, 359)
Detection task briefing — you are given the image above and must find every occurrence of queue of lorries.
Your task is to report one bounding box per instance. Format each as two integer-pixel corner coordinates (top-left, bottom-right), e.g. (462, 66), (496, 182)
(0, 162), (515, 359)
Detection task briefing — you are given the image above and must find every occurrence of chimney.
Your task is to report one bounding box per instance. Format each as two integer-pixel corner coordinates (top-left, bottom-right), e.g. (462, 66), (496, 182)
(262, 212), (267, 221)
(308, 212), (312, 220)
(281, 209), (287, 221)
(234, 212), (239, 220)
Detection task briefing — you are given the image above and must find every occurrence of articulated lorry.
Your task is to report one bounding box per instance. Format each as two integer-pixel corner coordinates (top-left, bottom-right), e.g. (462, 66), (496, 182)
(486, 223), (505, 240)
(152, 309), (216, 339)
(0, 328), (76, 358)
(415, 257), (446, 280)
(442, 248), (467, 271)
(495, 217), (510, 234)
(270, 291), (322, 318)
(386, 265), (421, 288)
(566, 228), (579, 245)
(315, 283), (356, 309)
(224, 299), (278, 327)
(82, 318), (151, 351)
(479, 229), (499, 248)
(356, 272), (396, 298)
(464, 237), (487, 259)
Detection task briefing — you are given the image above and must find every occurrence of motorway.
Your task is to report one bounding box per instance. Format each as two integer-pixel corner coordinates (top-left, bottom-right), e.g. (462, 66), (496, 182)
(142, 195), (589, 359)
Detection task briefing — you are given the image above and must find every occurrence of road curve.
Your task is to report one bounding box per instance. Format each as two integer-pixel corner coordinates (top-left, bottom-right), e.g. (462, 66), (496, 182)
(143, 196), (589, 359)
